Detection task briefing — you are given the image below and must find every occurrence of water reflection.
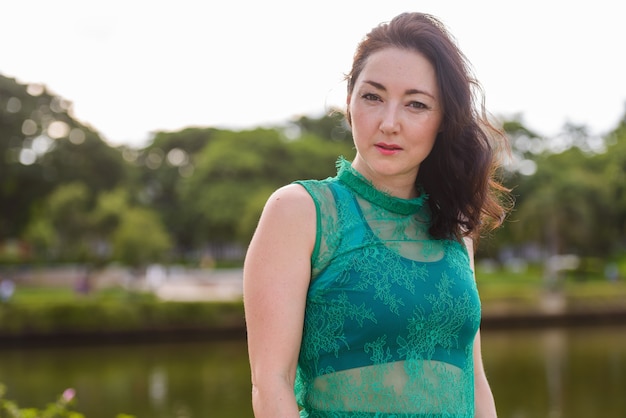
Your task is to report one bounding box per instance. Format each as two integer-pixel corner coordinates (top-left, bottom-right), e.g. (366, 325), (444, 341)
(0, 339), (253, 417)
(149, 367), (168, 407)
(543, 329), (564, 418)
(481, 325), (626, 418)
(0, 325), (624, 417)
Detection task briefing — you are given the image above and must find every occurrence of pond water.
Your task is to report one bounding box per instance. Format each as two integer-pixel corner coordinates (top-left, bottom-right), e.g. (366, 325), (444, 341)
(0, 325), (624, 418)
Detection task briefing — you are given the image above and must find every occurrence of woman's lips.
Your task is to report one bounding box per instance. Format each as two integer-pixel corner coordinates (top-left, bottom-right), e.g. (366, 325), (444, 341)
(375, 142), (402, 155)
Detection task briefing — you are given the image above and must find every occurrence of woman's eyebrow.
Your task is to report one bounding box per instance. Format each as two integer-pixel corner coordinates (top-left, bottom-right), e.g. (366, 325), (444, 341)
(364, 80), (435, 99)
(364, 80), (386, 91)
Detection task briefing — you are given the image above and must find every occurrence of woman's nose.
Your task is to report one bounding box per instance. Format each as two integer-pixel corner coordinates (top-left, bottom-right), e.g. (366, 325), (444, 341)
(379, 105), (400, 134)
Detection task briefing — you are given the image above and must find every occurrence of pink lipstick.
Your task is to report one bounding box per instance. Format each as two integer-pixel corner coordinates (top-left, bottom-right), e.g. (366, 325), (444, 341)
(375, 142), (402, 155)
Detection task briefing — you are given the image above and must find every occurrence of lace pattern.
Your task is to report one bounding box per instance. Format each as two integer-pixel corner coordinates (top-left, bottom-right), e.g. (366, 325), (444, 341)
(294, 159), (481, 418)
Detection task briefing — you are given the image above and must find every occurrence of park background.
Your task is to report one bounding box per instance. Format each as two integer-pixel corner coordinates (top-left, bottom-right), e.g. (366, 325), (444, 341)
(0, 71), (626, 418)
(1, 1), (626, 415)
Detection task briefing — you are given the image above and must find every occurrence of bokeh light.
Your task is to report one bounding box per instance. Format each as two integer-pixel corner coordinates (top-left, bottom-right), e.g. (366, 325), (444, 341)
(21, 119), (38, 136)
(146, 149), (164, 169)
(6, 97), (21, 113)
(32, 134), (53, 155)
(18, 148), (37, 165)
(26, 83), (44, 96)
(69, 128), (86, 144)
(166, 148), (188, 167)
(47, 120), (70, 139)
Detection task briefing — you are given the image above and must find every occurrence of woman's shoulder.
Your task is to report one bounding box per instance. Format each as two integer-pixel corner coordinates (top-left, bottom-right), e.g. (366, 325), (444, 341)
(260, 184), (317, 226)
(270, 183), (314, 202)
(250, 184), (318, 262)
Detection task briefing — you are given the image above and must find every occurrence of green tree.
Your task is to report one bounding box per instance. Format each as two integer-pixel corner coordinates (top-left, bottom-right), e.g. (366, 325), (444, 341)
(23, 183), (172, 266)
(180, 128), (288, 250)
(0, 74), (128, 242)
(515, 151), (612, 256)
(479, 114), (624, 261)
(506, 123), (617, 258)
(112, 207), (172, 268)
(179, 124), (355, 251)
(290, 110), (353, 143)
(599, 111), (626, 248)
(135, 128), (221, 256)
(24, 182), (92, 261)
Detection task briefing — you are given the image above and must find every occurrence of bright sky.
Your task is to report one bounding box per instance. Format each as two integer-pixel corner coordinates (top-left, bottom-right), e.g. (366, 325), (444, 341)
(2, 0), (624, 147)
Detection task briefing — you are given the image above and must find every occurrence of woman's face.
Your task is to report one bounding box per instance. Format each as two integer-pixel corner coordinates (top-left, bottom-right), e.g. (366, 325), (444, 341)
(348, 47), (442, 197)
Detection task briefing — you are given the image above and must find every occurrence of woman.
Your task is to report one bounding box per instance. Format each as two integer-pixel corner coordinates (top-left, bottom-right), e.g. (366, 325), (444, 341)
(244, 12), (509, 418)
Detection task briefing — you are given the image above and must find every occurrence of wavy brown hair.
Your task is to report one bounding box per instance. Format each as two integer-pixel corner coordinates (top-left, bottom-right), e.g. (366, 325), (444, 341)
(346, 12), (511, 241)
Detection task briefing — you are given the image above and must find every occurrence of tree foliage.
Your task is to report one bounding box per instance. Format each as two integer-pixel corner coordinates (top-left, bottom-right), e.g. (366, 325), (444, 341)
(0, 74), (128, 240)
(2, 72), (626, 266)
(112, 207), (172, 267)
(494, 108), (626, 261)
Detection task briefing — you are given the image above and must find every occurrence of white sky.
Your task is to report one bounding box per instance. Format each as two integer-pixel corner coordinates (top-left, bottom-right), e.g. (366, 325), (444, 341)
(2, 0), (625, 147)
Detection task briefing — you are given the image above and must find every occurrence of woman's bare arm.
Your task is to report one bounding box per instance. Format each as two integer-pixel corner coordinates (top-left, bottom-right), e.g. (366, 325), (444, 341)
(464, 237), (497, 418)
(473, 330), (497, 418)
(243, 184), (317, 418)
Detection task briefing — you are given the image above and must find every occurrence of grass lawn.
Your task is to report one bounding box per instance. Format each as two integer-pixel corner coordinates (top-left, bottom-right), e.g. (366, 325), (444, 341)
(4, 266), (626, 317)
(8, 286), (144, 305)
(475, 264), (626, 312)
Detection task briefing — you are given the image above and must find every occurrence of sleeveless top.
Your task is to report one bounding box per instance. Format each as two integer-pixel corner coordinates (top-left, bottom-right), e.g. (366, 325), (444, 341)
(293, 158), (482, 418)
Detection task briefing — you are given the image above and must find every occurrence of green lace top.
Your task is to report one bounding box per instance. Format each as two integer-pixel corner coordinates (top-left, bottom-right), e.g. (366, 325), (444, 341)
(293, 158), (481, 418)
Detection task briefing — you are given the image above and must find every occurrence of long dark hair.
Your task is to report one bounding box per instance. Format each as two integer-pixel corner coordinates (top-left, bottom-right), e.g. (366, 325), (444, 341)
(347, 12), (511, 240)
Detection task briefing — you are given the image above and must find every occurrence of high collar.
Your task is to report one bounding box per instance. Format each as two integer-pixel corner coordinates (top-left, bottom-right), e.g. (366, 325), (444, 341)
(336, 157), (427, 215)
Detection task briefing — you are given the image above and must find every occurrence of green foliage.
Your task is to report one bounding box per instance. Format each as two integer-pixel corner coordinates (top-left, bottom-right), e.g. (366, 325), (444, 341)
(502, 124), (624, 258)
(178, 127), (354, 247)
(0, 382), (136, 418)
(26, 183), (92, 261)
(291, 110), (353, 143)
(0, 75), (128, 241)
(111, 207), (172, 267)
(0, 383), (85, 418)
(20, 182), (172, 266)
(22, 217), (57, 259)
(3, 72), (626, 267)
(0, 293), (244, 337)
(602, 115), (626, 239)
(510, 149), (612, 255)
(474, 263), (626, 313)
(90, 188), (128, 237)
(237, 186), (277, 244)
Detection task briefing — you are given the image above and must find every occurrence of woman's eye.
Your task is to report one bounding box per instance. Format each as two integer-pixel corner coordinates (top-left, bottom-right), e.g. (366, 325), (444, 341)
(361, 93), (381, 102)
(408, 101), (427, 109)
